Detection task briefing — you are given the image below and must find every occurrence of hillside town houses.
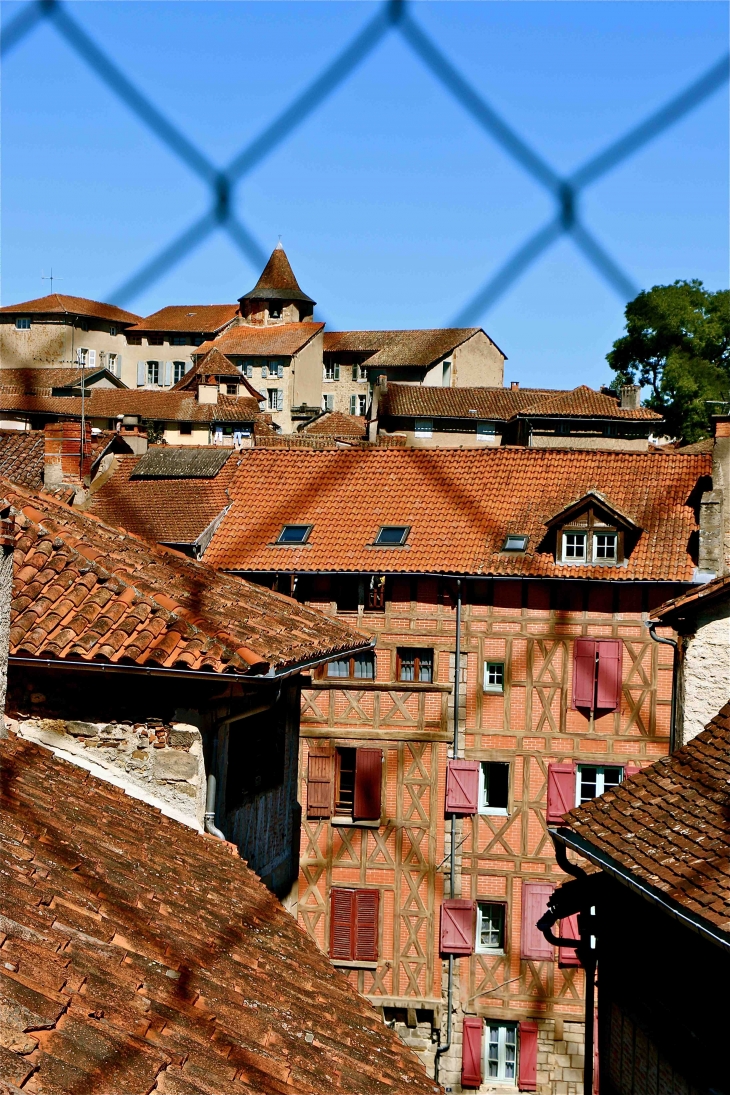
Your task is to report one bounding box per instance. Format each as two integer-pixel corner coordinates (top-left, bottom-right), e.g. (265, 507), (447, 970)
(0, 249), (727, 1095)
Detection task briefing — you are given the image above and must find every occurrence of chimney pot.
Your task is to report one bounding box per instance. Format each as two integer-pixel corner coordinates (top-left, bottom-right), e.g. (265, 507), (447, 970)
(510, 381), (519, 391)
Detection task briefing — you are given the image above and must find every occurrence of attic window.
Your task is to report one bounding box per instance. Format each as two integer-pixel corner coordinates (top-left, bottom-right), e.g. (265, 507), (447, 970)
(503, 535), (528, 553)
(375, 526), (409, 546)
(277, 525), (312, 545)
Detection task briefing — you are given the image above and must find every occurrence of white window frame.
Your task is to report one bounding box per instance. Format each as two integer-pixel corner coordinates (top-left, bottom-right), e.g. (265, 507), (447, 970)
(147, 361), (160, 386)
(576, 765), (623, 806)
(478, 761), (509, 816)
(483, 661), (504, 693)
(109, 326), (117, 337)
(15, 318), (31, 330)
(593, 531), (617, 563)
(78, 348), (89, 367)
(484, 1022), (518, 1083)
(562, 531), (587, 562)
(357, 394), (367, 416)
(323, 394), (334, 412)
(173, 361), (186, 384)
(268, 388), (283, 412)
(324, 362), (340, 382)
(442, 360), (452, 386)
(414, 418), (433, 438)
(475, 902), (506, 954)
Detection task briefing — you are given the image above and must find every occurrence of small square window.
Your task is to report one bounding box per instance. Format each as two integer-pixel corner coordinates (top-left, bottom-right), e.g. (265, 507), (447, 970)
(480, 761), (509, 814)
(483, 662), (504, 693)
(397, 648), (433, 683)
(109, 326), (117, 337)
(563, 532), (586, 560)
(414, 418), (433, 437)
(503, 534), (528, 552)
(594, 532), (617, 561)
(576, 765), (623, 805)
(375, 525), (409, 546)
(277, 524), (312, 544)
(476, 903), (505, 953)
(172, 335), (188, 346)
(326, 651), (375, 679)
(226, 383), (238, 395)
(15, 318), (31, 330)
(179, 423), (192, 435)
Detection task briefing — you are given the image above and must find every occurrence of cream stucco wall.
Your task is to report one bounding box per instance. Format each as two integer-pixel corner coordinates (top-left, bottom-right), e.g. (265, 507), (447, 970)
(290, 329), (326, 424)
(452, 331), (505, 387)
(529, 433), (650, 452)
(0, 320), (130, 376)
(680, 607), (730, 744)
(382, 428), (502, 448)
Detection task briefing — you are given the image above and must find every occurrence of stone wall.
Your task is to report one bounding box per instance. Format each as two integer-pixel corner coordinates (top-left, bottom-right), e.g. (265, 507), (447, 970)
(7, 714), (206, 830)
(679, 603), (730, 744)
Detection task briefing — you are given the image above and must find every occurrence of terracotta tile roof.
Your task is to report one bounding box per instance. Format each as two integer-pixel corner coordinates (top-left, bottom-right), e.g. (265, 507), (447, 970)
(6, 479), (369, 675)
(379, 382), (561, 420)
(0, 734), (436, 1095)
(239, 243), (315, 305)
(197, 323), (324, 358)
(650, 572), (730, 623)
(323, 328), (487, 368)
(0, 367), (125, 393)
(516, 385), (662, 421)
(128, 305), (239, 333)
(0, 429), (44, 488)
(299, 412), (367, 439)
(203, 448), (709, 580)
(678, 437), (714, 454)
(0, 390), (261, 424)
(562, 702), (730, 938)
(171, 347), (240, 387)
(0, 294), (140, 325)
(85, 453), (238, 546)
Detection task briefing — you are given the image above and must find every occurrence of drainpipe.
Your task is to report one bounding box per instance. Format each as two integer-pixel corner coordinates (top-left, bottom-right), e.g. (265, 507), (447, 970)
(204, 773), (226, 840)
(435, 578), (462, 1083)
(647, 622), (679, 753)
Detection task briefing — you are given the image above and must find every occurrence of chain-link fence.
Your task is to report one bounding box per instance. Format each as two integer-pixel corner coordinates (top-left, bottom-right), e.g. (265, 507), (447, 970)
(3, 0), (728, 320)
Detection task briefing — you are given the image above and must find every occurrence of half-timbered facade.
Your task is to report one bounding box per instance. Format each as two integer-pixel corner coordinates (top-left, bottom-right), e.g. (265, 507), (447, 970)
(201, 446), (710, 1092)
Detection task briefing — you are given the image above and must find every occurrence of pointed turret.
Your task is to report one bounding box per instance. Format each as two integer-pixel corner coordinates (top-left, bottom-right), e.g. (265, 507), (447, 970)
(238, 243), (315, 325)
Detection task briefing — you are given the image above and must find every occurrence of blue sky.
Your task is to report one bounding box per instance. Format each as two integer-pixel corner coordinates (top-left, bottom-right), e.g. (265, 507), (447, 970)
(2, 1), (727, 389)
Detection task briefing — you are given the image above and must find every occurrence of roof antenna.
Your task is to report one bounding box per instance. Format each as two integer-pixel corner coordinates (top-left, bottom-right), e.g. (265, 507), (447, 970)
(41, 268), (62, 294)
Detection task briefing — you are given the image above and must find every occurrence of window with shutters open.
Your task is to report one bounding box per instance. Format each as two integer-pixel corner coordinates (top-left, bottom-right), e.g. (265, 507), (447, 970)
(479, 761), (509, 815)
(484, 1022), (517, 1083)
(308, 746), (382, 823)
(558, 913), (581, 968)
(576, 765), (623, 805)
(517, 1022), (538, 1091)
(445, 759), (480, 815)
(572, 638), (623, 713)
(329, 888), (379, 963)
(546, 763), (576, 823)
(462, 1017), (483, 1088)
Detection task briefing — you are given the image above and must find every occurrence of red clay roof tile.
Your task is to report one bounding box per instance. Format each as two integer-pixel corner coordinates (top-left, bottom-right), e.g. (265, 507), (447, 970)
(0, 294), (140, 325)
(197, 323), (323, 358)
(563, 702), (730, 937)
(0, 391), (261, 424)
(324, 328), (487, 368)
(128, 305), (239, 333)
(0, 430), (45, 489)
(0, 735), (436, 1094)
(5, 479), (369, 675)
(202, 447), (709, 580)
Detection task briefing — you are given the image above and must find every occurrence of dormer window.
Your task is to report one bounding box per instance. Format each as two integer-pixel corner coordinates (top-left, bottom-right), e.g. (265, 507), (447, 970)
(562, 532), (586, 560)
(594, 533), (617, 561)
(375, 526), (409, 546)
(547, 490), (637, 568)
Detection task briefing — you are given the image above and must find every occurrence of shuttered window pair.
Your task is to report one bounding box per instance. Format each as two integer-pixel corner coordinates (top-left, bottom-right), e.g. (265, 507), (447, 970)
(306, 746), (382, 821)
(572, 638), (623, 712)
(329, 888), (379, 962)
(461, 1018), (537, 1090)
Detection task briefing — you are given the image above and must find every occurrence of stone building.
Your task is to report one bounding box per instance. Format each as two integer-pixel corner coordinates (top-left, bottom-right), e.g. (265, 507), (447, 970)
(195, 444), (708, 1091)
(123, 303), (240, 387)
(0, 293), (140, 377)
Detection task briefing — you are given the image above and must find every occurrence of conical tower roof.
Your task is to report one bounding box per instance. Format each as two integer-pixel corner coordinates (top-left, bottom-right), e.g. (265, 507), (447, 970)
(239, 243), (315, 305)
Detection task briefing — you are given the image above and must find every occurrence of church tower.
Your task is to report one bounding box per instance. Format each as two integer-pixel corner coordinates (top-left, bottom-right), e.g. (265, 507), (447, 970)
(238, 243), (316, 326)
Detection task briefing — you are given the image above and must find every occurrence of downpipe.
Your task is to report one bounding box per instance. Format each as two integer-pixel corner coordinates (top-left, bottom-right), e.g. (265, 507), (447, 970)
(647, 621), (679, 753)
(435, 579), (462, 1084)
(204, 773), (226, 840)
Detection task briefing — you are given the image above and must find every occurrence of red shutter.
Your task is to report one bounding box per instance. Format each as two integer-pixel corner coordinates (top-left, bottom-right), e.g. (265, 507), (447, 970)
(596, 640), (623, 711)
(518, 1021), (538, 1092)
(558, 913), (581, 968)
(307, 747), (333, 819)
(461, 1017), (483, 1088)
(445, 760), (480, 815)
(546, 763), (576, 823)
(354, 748), (382, 820)
(440, 899), (475, 955)
(572, 638), (597, 709)
(624, 764), (641, 778)
(330, 888), (354, 960)
(521, 883), (554, 960)
(354, 889), (379, 961)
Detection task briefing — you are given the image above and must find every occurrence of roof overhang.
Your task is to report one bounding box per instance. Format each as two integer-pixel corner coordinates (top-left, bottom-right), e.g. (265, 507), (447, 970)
(238, 288), (316, 305)
(544, 489), (640, 532)
(551, 825), (730, 953)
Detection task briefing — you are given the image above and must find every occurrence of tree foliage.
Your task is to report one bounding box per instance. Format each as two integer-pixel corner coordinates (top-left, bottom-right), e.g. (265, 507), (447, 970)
(607, 280), (730, 443)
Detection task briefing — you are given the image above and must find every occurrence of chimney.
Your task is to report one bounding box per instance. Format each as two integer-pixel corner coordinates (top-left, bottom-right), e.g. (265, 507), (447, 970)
(620, 384), (641, 411)
(510, 381), (519, 391)
(197, 384), (218, 405)
(713, 416), (730, 575)
(44, 420), (92, 489)
(367, 375), (387, 444)
(0, 504), (14, 733)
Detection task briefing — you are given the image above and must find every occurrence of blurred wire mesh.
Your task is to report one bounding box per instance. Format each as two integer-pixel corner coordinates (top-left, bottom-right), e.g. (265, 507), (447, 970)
(3, 0), (728, 320)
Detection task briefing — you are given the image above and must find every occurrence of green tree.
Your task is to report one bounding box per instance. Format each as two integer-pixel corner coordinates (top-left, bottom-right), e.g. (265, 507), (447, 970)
(607, 280), (730, 443)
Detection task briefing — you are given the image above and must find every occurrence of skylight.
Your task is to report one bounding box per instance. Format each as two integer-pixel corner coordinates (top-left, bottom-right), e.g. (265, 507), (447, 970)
(375, 526), (410, 546)
(503, 534), (528, 552)
(277, 525), (312, 544)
